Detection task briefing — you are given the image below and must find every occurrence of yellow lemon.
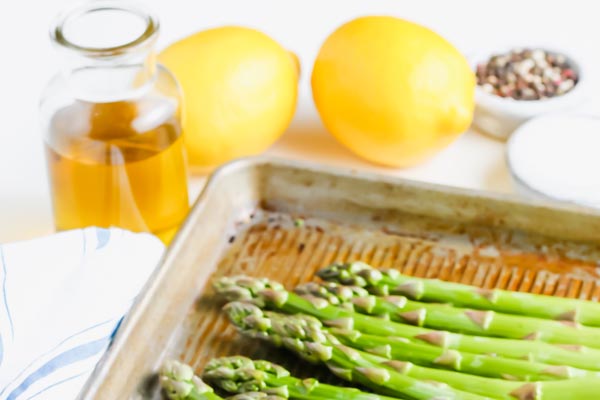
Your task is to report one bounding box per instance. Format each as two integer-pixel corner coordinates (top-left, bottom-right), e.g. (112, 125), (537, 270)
(312, 16), (475, 167)
(160, 27), (298, 167)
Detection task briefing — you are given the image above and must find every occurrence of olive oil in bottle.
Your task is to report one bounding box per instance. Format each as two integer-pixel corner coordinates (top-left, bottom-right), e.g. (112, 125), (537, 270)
(46, 99), (189, 242)
(41, 1), (189, 243)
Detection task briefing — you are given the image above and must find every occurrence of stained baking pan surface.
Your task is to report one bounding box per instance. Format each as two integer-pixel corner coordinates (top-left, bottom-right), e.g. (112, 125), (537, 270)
(79, 158), (600, 399)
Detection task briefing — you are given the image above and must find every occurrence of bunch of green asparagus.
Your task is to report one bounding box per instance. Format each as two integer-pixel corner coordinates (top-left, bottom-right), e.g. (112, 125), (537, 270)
(210, 261), (600, 400)
(160, 357), (403, 400)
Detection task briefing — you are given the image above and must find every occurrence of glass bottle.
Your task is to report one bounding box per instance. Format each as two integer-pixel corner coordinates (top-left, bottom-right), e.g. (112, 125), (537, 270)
(40, 0), (189, 243)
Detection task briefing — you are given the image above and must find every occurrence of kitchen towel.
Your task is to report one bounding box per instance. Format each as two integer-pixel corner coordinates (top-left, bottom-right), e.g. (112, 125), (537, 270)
(0, 227), (165, 400)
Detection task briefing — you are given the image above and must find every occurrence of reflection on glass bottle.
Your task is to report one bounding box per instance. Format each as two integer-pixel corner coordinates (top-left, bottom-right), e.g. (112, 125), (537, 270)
(41, 0), (189, 243)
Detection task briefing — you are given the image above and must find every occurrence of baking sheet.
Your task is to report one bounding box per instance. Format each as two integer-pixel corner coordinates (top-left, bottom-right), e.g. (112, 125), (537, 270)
(78, 158), (600, 399)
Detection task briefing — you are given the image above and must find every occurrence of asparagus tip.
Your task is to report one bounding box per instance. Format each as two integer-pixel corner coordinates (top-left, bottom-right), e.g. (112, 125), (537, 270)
(213, 276), (286, 307)
(317, 261), (382, 287)
(223, 301), (270, 332)
(260, 288), (289, 307)
(160, 360), (212, 399)
(203, 356), (290, 395)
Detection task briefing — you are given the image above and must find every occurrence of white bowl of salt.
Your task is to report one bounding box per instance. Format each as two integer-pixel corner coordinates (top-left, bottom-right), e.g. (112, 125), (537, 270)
(507, 114), (600, 208)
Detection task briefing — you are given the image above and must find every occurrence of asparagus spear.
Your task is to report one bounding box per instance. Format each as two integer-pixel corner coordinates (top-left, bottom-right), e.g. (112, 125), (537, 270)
(203, 355), (404, 400)
(318, 262), (600, 326)
(295, 281), (600, 351)
(223, 302), (488, 400)
(213, 276), (600, 370)
(224, 301), (600, 400)
(161, 359), (287, 400)
(160, 360), (226, 400)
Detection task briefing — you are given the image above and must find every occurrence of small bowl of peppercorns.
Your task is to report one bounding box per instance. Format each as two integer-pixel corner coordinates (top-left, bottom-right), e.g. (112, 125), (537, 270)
(472, 47), (587, 140)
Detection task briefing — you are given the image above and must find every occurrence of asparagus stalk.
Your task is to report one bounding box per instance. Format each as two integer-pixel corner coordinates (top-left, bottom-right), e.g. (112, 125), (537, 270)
(213, 276), (600, 370)
(295, 281), (600, 351)
(318, 262), (600, 327)
(160, 360), (225, 400)
(224, 301), (600, 400)
(203, 355), (403, 400)
(223, 302), (488, 400)
(161, 359), (286, 400)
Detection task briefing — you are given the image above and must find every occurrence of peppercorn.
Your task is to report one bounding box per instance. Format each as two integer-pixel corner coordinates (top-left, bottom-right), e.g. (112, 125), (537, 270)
(476, 49), (578, 100)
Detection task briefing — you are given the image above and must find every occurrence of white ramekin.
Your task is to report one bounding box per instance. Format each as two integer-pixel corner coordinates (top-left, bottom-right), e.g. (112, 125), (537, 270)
(471, 47), (588, 140)
(506, 113), (600, 208)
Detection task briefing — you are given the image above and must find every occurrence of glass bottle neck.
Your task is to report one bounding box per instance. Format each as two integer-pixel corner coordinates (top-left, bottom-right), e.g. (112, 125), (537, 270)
(51, 0), (160, 103)
(61, 45), (158, 103)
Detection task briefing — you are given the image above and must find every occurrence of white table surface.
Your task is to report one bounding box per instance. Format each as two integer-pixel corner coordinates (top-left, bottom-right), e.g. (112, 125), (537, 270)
(1, 0), (599, 243)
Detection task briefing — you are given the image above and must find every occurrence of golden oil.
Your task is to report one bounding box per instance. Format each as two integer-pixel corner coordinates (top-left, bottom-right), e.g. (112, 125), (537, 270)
(45, 99), (189, 243)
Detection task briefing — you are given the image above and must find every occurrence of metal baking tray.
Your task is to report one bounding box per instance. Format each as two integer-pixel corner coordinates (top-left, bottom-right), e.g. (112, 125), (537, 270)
(79, 157), (600, 399)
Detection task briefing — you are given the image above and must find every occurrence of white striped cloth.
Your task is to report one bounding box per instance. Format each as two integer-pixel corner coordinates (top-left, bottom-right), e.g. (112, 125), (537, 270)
(0, 227), (165, 400)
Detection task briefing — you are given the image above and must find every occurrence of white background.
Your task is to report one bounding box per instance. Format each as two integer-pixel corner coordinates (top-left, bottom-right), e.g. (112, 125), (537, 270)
(1, 0), (599, 242)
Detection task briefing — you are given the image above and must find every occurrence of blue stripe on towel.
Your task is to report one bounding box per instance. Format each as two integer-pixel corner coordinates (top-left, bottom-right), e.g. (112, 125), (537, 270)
(0, 319), (114, 398)
(6, 337), (110, 400)
(110, 316), (125, 340)
(95, 229), (110, 250)
(0, 245), (14, 339)
(24, 371), (88, 400)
